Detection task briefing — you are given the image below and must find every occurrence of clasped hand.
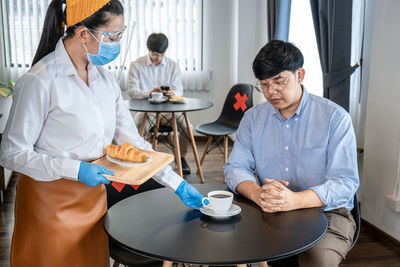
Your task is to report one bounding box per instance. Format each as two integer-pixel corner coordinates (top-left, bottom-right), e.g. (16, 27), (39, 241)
(258, 178), (298, 213)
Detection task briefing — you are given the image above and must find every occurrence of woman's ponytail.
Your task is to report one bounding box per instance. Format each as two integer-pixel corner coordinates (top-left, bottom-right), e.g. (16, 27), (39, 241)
(32, 0), (65, 66)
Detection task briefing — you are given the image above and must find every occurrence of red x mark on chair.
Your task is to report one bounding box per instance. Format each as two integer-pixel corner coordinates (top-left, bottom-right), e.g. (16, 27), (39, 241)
(195, 84), (253, 181)
(233, 92), (248, 112)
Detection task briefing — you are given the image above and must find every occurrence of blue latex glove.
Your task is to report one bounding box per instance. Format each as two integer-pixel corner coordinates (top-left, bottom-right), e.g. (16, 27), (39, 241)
(175, 180), (205, 210)
(78, 162), (114, 187)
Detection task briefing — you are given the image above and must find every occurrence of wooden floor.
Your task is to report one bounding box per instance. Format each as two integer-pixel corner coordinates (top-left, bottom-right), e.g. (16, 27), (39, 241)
(0, 140), (400, 266)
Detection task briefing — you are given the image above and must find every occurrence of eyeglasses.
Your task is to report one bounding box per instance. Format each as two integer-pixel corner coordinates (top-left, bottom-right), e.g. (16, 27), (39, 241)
(255, 77), (289, 94)
(87, 25), (127, 42)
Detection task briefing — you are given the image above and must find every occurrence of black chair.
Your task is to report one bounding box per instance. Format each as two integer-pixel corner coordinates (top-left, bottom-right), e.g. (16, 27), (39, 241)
(106, 179), (164, 267)
(195, 83), (253, 174)
(349, 194), (361, 251)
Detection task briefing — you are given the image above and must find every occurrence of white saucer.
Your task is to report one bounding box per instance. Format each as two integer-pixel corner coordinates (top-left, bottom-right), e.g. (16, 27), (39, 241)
(148, 96), (168, 104)
(200, 204), (241, 219)
(106, 154), (152, 167)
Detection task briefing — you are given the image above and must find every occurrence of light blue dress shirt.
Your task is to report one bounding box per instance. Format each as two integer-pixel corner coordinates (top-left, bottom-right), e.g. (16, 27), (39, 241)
(224, 88), (359, 211)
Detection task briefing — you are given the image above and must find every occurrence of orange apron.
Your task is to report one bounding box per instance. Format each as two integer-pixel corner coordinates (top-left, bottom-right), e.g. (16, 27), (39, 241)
(10, 174), (109, 267)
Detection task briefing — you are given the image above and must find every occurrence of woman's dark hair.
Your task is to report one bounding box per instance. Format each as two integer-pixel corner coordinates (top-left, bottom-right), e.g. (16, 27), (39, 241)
(32, 0), (123, 66)
(146, 33), (169, 54)
(252, 40), (304, 80)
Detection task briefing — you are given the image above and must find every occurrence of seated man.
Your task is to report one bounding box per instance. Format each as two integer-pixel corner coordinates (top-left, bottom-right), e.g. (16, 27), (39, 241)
(224, 40), (359, 267)
(128, 33), (191, 174)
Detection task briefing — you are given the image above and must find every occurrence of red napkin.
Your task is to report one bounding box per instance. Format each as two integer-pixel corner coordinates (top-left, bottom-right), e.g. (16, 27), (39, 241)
(111, 181), (140, 192)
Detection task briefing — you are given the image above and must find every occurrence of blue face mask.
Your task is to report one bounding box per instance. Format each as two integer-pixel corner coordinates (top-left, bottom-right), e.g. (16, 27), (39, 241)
(83, 34), (121, 65)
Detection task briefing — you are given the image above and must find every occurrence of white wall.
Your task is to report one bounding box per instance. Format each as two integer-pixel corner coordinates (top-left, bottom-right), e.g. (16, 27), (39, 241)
(362, 0), (400, 240)
(185, 0), (267, 129)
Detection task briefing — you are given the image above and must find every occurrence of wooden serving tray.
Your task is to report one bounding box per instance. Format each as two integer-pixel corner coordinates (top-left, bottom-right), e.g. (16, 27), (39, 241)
(92, 150), (174, 185)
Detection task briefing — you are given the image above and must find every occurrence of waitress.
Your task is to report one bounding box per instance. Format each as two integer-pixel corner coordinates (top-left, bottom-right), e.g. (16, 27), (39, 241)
(0, 0), (203, 266)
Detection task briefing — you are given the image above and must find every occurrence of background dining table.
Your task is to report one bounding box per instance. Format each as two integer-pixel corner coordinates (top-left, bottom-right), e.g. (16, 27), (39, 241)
(105, 183), (328, 265)
(127, 97), (213, 181)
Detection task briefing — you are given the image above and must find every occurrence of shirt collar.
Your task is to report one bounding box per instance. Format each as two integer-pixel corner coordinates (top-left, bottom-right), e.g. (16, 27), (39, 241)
(294, 86), (309, 116)
(55, 38), (76, 78)
(271, 85), (310, 119)
(146, 54), (166, 67)
(55, 38), (100, 82)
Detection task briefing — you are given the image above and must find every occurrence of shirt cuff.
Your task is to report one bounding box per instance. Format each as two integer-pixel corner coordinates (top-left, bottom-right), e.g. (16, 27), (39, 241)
(152, 165), (184, 191)
(61, 158), (81, 181)
(309, 185), (330, 209)
(225, 170), (257, 194)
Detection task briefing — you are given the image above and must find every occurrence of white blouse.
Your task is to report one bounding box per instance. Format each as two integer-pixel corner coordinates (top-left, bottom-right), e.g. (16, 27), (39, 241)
(0, 39), (182, 190)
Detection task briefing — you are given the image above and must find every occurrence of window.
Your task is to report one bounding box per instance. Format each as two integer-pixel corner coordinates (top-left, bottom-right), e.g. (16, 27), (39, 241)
(0, 0), (206, 91)
(289, 0), (322, 97)
(1, 0), (49, 69)
(113, 0), (205, 91)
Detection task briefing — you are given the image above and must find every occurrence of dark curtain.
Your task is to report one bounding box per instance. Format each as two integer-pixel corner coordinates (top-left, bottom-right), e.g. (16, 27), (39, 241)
(310, 0), (359, 111)
(267, 0), (292, 41)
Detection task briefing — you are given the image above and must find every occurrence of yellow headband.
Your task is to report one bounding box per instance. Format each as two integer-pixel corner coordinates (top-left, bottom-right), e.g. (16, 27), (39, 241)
(66, 0), (111, 27)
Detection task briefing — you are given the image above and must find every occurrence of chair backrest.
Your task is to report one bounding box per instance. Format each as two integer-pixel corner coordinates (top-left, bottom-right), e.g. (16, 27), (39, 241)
(216, 83), (253, 128)
(349, 194), (361, 251)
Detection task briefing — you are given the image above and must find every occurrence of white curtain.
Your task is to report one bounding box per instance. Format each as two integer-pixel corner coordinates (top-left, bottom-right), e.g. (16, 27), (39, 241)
(0, 0), (208, 92)
(349, 0), (366, 148)
(0, 0), (49, 83)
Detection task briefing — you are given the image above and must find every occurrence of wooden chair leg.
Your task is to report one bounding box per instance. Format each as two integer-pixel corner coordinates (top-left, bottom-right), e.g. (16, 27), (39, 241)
(112, 261), (120, 267)
(139, 112), (148, 136)
(237, 263), (268, 267)
(183, 112), (205, 183)
(152, 113), (160, 150)
(196, 136), (213, 175)
(163, 261), (173, 267)
(223, 135), (229, 183)
(200, 136), (213, 166)
(172, 113), (183, 177)
(223, 135), (229, 164)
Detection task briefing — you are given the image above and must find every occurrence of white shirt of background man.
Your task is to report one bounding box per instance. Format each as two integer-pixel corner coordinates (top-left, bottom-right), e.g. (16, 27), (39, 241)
(127, 54), (183, 99)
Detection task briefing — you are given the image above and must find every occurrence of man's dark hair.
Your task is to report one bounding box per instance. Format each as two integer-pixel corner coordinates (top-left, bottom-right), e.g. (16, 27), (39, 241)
(252, 40), (304, 80)
(147, 33), (169, 53)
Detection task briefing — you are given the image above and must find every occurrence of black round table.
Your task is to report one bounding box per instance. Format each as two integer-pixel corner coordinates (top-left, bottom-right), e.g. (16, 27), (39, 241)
(127, 97), (213, 113)
(127, 98), (213, 181)
(105, 184), (328, 265)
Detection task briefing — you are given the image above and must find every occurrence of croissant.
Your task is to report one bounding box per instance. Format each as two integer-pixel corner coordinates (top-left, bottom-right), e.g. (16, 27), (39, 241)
(105, 143), (149, 163)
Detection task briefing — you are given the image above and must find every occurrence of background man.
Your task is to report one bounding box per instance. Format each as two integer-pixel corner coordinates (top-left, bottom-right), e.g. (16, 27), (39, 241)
(224, 40), (359, 267)
(128, 33), (191, 174)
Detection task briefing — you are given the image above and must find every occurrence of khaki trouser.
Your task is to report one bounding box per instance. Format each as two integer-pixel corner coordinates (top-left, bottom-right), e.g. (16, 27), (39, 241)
(133, 112), (190, 156)
(297, 207), (356, 267)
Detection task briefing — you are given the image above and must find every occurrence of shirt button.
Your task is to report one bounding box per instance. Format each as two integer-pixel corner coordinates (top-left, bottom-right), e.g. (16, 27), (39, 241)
(285, 167), (289, 172)
(295, 118), (298, 121)
(285, 146), (289, 150)
(286, 124), (290, 128)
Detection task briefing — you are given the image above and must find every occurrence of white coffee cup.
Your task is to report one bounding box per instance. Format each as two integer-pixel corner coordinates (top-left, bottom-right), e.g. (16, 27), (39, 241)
(151, 92), (163, 100)
(201, 190), (233, 214)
